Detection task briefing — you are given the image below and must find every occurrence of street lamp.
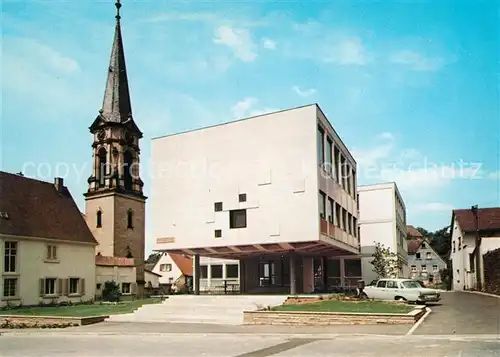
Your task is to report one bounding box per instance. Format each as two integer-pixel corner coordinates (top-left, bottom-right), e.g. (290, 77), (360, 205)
(471, 205), (482, 291)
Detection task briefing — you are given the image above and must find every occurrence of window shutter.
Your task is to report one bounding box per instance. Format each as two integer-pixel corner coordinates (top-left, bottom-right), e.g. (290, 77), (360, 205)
(131, 282), (137, 294)
(80, 278), (85, 295)
(39, 278), (45, 296)
(57, 279), (63, 295)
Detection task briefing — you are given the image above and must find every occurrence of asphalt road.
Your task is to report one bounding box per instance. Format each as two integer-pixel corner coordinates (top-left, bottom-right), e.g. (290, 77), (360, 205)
(0, 333), (499, 357)
(414, 292), (500, 335)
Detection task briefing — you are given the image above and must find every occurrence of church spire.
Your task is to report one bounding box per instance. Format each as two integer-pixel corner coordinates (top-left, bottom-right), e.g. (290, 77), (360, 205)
(100, 0), (132, 123)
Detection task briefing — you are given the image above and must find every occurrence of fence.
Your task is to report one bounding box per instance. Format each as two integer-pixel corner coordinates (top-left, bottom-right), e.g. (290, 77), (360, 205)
(483, 248), (500, 296)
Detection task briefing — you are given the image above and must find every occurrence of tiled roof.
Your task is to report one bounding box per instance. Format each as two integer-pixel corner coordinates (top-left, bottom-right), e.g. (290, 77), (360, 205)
(0, 172), (97, 244)
(407, 225), (423, 238)
(95, 255), (135, 267)
(453, 207), (500, 233)
(407, 239), (423, 254)
(170, 253), (193, 276)
(145, 263), (155, 272)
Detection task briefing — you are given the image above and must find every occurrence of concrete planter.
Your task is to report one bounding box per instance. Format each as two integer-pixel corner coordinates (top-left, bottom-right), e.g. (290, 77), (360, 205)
(243, 306), (426, 326)
(0, 314), (109, 328)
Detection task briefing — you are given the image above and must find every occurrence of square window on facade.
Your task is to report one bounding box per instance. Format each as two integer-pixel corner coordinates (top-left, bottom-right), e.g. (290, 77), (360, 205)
(122, 283), (131, 294)
(215, 229), (222, 238)
(214, 202), (223, 212)
(200, 265), (208, 279)
(44, 278), (56, 295)
(46, 245), (57, 260)
(229, 209), (247, 229)
(226, 264), (239, 278)
(69, 278), (80, 294)
(416, 253), (421, 259)
(4, 241), (17, 273)
(211, 265), (223, 279)
(3, 278), (17, 297)
(239, 194), (247, 202)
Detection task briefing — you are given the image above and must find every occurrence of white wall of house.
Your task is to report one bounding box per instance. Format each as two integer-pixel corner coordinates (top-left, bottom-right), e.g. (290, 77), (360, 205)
(95, 265), (136, 297)
(357, 183), (408, 283)
(151, 253), (183, 285)
(1, 236), (96, 307)
(152, 105), (321, 251)
(144, 271), (160, 288)
(450, 218), (477, 291)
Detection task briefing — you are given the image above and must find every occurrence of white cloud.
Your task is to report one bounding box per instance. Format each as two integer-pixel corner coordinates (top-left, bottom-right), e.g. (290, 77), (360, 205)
(324, 37), (368, 65)
(213, 26), (257, 62)
(352, 132), (395, 167)
(262, 37), (276, 50)
(414, 202), (454, 212)
(292, 85), (316, 97)
(231, 97), (278, 118)
(389, 50), (444, 71)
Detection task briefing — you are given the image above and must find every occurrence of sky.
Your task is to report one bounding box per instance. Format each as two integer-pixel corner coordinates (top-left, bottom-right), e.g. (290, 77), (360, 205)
(2, 0), (499, 254)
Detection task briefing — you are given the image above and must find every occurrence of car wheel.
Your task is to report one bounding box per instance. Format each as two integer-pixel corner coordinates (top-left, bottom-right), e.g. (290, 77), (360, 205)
(360, 292), (368, 299)
(395, 296), (407, 302)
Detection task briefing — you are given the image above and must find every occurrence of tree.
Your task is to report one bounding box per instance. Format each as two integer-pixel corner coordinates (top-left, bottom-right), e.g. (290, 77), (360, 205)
(102, 281), (121, 302)
(415, 227), (430, 237)
(145, 252), (161, 265)
(370, 242), (403, 279)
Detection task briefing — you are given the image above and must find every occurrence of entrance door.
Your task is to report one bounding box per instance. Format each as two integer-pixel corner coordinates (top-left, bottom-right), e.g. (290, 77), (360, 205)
(259, 261), (276, 286)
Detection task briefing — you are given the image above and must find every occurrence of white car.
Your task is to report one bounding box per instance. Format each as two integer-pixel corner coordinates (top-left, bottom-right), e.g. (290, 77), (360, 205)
(362, 278), (441, 304)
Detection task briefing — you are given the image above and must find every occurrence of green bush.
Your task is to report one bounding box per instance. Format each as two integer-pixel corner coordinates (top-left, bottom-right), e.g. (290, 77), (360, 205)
(102, 281), (121, 302)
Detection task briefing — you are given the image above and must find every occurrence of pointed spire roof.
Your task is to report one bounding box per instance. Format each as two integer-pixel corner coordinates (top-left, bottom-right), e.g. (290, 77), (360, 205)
(99, 0), (132, 124)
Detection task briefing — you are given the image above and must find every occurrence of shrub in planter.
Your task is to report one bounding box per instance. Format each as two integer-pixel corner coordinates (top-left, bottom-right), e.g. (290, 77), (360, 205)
(102, 281), (121, 302)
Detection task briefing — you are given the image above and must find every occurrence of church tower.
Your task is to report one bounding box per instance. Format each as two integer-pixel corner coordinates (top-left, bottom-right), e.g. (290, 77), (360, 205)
(84, 0), (146, 293)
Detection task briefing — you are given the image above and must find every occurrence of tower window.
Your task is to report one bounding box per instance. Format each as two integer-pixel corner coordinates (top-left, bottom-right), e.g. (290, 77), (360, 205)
(96, 210), (102, 228)
(97, 148), (107, 188)
(127, 210), (133, 229)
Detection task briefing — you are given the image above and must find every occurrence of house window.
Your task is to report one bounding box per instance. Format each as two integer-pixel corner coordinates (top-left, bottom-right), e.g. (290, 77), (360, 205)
(335, 203), (341, 227)
(411, 265), (417, 272)
(122, 283), (131, 294)
(127, 210), (133, 229)
(317, 125), (325, 166)
(168, 277), (174, 283)
(342, 209), (347, 231)
(416, 252), (421, 259)
(229, 209), (247, 229)
(46, 245), (57, 260)
(319, 191), (326, 219)
(44, 278), (57, 295)
(96, 210), (102, 228)
(421, 243), (426, 248)
(214, 229), (222, 238)
(200, 265), (208, 279)
(327, 198), (334, 224)
(426, 252), (432, 260)
(214, 202), (223, 212)
(353, 217), (357, 237)
(96, 283), (102, 290)
(333, 146), (340, 183)
(421, 265), (427, 272)
(238, 193), (247, 202)
(69, 278), (80, 294)
(4, 241), (17, 273)
(160, 264), (172, 272)
(453, 241), (456, 252)
(347, 213), (353, 235)
(458, 237), (461, 250)
(3, 278), (17, 297)
(211, 265), (223, 279)
(226, 264), (239, 278)
(326, 138), (333, 173)
(433, 265), (438, 272)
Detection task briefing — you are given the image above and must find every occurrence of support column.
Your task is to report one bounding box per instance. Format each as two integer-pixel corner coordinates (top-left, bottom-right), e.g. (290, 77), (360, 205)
(340, 258), (346, 288)
(290, 254), (297, 295)
(239, 259), (246, 294)
(302, 256), (314, 293)
(194, 254), (200, 295)
(322, 256), (328, 293)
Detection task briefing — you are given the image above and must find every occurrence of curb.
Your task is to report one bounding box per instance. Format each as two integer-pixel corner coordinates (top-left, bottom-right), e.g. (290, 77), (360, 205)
(462, 290), (500, 299)
(406, 307), (432, 336)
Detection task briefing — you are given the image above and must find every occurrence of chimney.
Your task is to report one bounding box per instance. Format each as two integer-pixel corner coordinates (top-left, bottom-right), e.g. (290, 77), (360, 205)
(54, 177), (64, 192)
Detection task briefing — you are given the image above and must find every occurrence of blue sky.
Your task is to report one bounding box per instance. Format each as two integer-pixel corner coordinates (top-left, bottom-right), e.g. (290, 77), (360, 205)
(2, 0), (499, 253)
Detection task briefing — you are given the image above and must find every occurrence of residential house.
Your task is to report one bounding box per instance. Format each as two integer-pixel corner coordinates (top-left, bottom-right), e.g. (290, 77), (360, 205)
(95, 254), (137, 298)
(0, 172), (97, 307)
(407, 237), (447, 284)
(144, 264), (161, 289)
(152, 104), (359, 294)
(152, 253), (193, 290)
(450, 207), (500, 291)
(357, 182), (408, 284)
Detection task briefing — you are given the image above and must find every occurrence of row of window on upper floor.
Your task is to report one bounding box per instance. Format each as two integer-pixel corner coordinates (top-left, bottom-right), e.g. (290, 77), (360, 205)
(3, 241), (60, 275)
(317, 125), (357, 200)
(318, 191), (359, 238)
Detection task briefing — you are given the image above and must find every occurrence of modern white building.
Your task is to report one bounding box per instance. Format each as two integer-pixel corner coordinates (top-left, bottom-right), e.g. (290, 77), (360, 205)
(357, 182), (408, 283)
(152, 104), (360, 294)
(450, 207), (500, 291)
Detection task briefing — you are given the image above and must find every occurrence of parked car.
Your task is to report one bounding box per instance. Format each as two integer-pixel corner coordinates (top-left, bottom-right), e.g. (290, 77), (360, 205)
(362, 278), (441, 304)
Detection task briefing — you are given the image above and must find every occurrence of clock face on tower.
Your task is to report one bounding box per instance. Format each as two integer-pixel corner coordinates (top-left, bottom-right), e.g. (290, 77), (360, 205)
(97, 129), (106, 141)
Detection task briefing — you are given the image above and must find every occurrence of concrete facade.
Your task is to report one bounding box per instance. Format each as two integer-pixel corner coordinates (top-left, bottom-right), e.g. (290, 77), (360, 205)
(1, 236), (96, 308)
(152, 104), (359, 294)
(357, 183), (408, 283)
(95, 264), (136, 298)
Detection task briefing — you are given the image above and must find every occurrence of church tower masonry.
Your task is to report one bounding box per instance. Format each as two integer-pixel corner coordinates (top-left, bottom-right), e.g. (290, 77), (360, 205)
(84, 0), (146, 294)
